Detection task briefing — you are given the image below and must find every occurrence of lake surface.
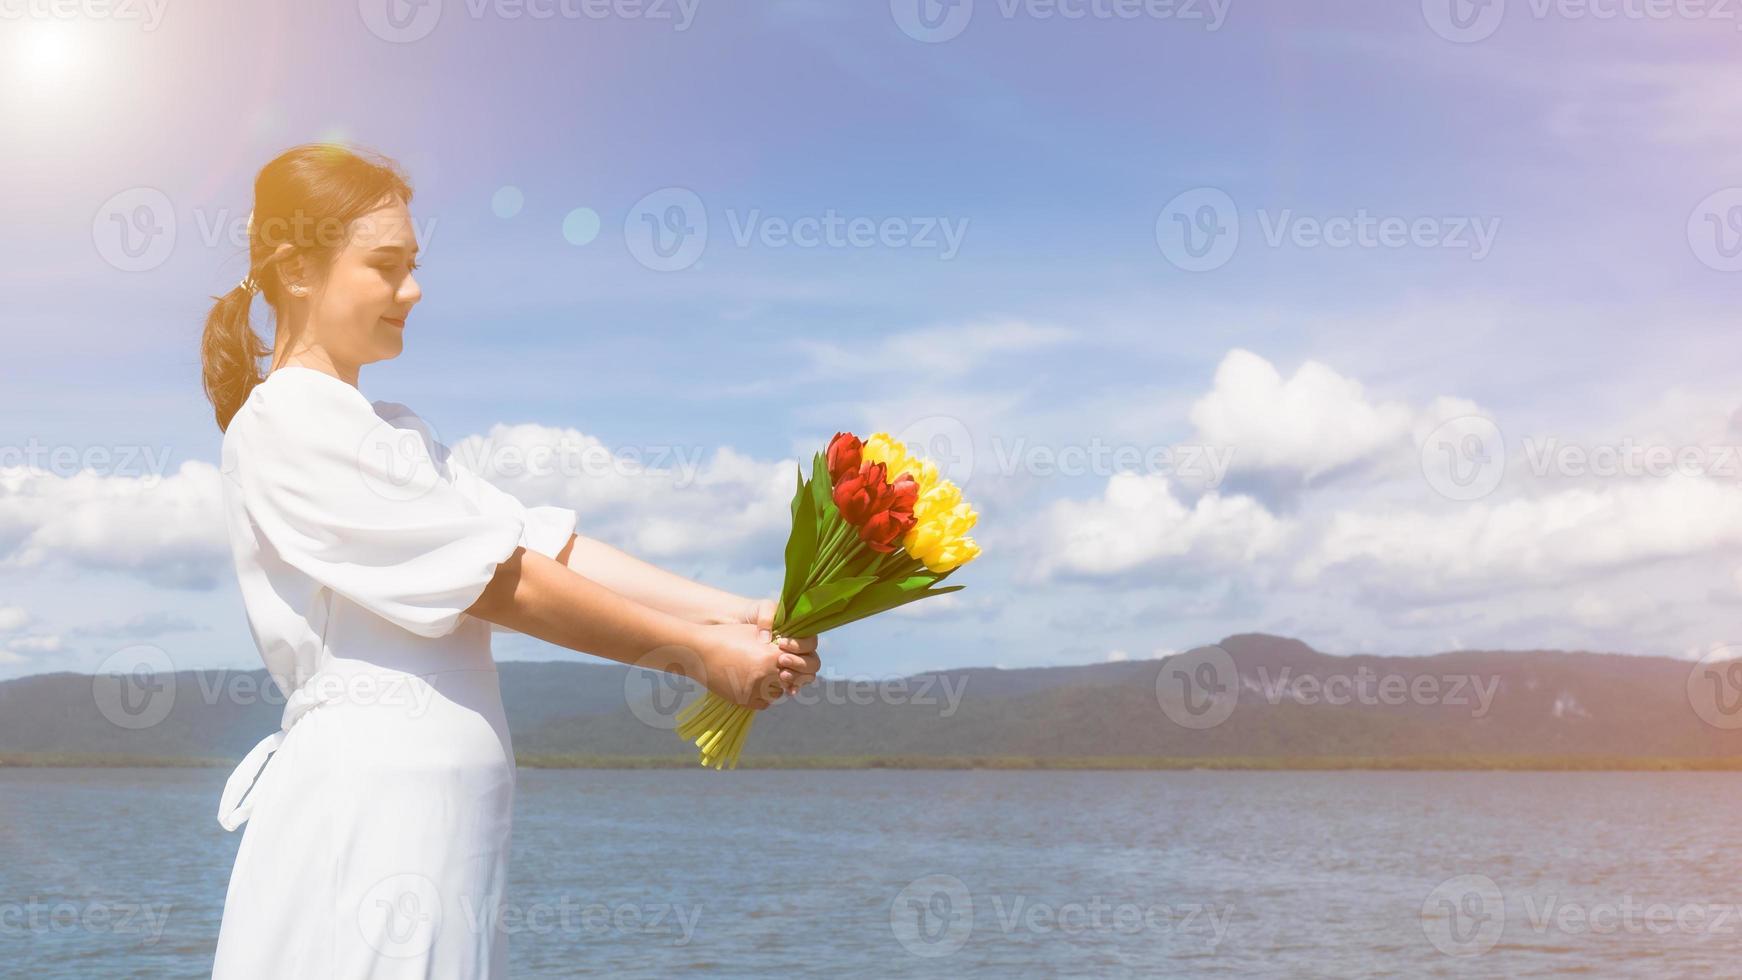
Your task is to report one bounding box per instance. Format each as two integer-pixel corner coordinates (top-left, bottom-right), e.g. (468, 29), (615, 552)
(2, 768), (1739, 977)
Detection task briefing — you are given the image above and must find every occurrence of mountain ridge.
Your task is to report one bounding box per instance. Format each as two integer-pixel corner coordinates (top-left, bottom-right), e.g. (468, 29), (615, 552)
(4, 633), (1737, 765)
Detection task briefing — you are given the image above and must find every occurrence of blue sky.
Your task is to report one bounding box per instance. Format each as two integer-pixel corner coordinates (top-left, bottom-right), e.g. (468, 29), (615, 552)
(3, 0), (1741, 680)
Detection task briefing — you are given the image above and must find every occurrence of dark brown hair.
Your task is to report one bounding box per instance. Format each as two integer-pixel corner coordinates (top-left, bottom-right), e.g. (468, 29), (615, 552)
(200, 143), (413, 431)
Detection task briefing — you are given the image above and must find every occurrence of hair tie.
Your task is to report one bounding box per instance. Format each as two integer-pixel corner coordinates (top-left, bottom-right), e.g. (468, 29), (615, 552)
(237, 274), (260, 295)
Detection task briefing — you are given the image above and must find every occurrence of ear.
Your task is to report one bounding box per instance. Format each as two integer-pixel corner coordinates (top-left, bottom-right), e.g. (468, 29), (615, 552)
(274, 251), (309, 297)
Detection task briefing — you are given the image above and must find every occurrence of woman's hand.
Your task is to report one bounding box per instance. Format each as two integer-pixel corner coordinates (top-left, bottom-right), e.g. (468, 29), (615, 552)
(696, 621), (820, 710)
(736, 597), (820, 697)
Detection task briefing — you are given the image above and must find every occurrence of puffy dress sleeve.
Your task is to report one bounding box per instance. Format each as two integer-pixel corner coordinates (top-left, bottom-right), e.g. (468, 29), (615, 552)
(236, 383), (530, 639)
(373, 401), (580, 636)
(441, 453), (578, 563)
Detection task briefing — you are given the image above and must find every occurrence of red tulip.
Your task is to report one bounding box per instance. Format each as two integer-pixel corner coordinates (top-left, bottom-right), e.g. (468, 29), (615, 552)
(833, 463), (920, 553)
(832, 461), (888, 525)
(887, 471), (919, 512)
(826, 432), (862, 485)
(859, 508), (917, 552)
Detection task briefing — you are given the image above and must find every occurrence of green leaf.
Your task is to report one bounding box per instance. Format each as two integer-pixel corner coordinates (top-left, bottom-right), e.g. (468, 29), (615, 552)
(778, 465), (816, 623)
(792, 585), (966, 636)
(786, 574), (878, 627)
(810, 451), (833, 533)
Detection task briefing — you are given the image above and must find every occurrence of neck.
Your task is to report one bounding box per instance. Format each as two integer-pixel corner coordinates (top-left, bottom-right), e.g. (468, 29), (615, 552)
(271, 346), (359, 387)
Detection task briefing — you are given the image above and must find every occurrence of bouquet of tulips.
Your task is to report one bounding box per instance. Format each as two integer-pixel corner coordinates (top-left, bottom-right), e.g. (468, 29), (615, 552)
(674, 430), (982, 769)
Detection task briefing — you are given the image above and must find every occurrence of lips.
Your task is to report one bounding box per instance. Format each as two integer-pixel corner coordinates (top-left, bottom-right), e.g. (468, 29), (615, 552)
(382, 316), (406, 329)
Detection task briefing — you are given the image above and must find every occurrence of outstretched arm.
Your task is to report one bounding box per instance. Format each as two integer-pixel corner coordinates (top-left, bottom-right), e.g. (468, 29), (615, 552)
(551, 532), (819, 695)
(465, 546), (818, 708)
(555, 532), (758, 627)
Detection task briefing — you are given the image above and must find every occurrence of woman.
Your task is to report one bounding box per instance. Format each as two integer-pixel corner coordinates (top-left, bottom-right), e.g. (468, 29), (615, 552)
(201, 143), (819, 978)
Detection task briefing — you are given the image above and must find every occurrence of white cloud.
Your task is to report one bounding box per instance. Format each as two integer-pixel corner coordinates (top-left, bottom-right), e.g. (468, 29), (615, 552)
(0, 606), (29, 633)
(1294, 474), (1742, 601)
(1190, 349), (1432, 486)
(451, 425), (797, 563)
(0, 462), (228, 589)
(1027, 471), (1289, 582)
(7, 634), (61, 654)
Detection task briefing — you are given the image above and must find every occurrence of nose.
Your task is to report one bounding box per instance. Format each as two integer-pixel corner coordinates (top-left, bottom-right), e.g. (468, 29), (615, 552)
(400, 270), (422, 306)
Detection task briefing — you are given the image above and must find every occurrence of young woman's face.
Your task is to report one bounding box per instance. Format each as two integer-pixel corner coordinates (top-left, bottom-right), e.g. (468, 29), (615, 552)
(304, 197), (422, 365)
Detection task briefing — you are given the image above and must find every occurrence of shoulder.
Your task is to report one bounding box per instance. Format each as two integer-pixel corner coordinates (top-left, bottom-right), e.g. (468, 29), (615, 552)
(228, 370), (434, 468)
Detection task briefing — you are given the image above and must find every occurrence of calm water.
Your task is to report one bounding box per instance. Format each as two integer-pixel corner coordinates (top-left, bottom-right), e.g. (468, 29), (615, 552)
(2, 768), (1739, 977)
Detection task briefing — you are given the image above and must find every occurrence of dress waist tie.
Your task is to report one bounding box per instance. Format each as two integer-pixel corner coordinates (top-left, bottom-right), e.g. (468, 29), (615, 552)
(216, 680), (340, 832)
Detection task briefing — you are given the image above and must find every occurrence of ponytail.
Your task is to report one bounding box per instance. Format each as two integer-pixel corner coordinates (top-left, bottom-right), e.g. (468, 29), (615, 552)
(201, 281), (271, 432)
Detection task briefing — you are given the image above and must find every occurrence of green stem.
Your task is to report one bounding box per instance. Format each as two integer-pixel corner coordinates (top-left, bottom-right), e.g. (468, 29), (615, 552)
(803, 517), (854, 592)
(808, 523), (866, 589)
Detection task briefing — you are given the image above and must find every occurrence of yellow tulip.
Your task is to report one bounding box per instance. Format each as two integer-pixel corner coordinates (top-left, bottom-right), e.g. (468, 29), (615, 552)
(861, 431), (981, 572)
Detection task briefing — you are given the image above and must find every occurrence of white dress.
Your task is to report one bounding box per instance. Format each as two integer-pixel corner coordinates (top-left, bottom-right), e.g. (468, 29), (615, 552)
(211, 365), (577, 979)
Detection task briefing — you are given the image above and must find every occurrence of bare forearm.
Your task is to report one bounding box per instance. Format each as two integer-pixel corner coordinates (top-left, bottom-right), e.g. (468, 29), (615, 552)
(561, 533), (751, 626)
(466, 546), (708, 678)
